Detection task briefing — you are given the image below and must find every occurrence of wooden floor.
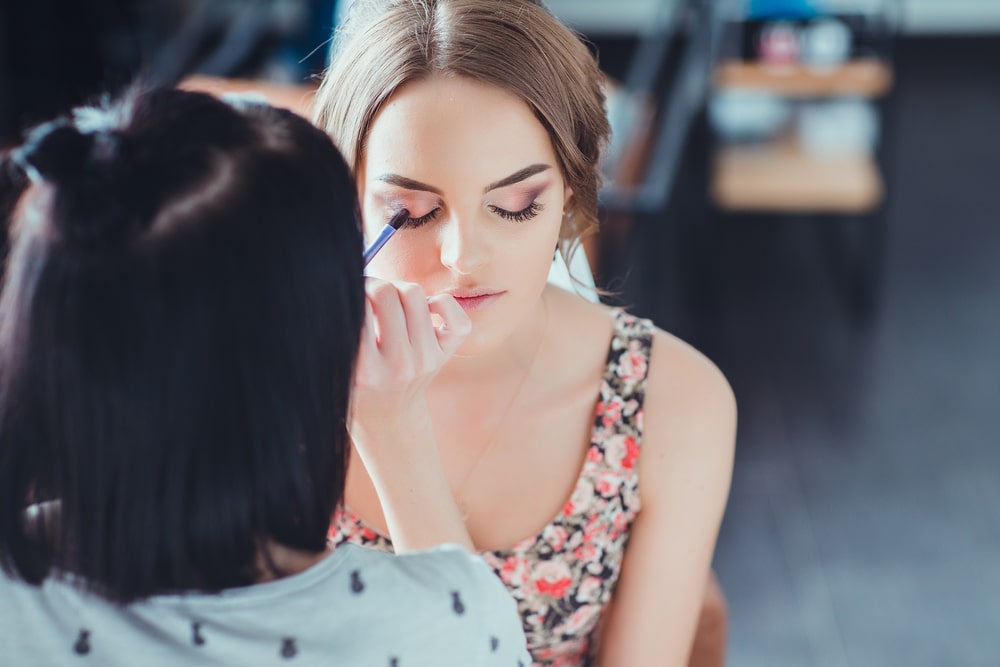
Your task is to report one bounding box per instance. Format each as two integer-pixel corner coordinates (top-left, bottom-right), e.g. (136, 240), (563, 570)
(604, 37), (1000, 666)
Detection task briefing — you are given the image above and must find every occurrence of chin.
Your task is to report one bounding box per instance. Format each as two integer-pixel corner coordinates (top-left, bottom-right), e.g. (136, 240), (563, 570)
(454, 327), (500, 357)
(453, 310), (516, 357)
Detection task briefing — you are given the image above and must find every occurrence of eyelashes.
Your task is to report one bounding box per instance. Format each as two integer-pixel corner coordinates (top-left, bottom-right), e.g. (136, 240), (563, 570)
(400, 209), (439, 229)
(490, 201), (542, 223)
(397, 201), (544, 229)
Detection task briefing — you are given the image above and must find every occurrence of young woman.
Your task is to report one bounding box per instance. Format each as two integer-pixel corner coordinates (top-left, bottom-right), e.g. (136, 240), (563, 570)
(0, 87), (529, 665)
(315, 1), (738, 665)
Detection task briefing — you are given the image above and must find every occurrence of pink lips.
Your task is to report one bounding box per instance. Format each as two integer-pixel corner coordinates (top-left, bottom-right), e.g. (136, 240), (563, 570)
(446, 288), (505, 312)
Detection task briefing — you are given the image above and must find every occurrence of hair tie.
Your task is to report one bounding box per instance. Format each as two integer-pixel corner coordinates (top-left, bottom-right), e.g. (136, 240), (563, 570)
(14, 119), (136, 247)
(14, 120), (94, 186)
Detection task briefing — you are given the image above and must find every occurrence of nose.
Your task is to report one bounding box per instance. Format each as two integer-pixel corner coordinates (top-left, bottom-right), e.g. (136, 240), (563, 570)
(438, 212), (489, 275)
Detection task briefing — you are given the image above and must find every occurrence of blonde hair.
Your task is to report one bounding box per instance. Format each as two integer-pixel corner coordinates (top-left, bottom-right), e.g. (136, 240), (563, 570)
(314, 0), (611, 259)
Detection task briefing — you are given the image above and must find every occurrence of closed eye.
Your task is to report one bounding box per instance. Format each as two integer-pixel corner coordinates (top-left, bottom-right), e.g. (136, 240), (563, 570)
(489, 201), (543, 223)
(399, 208), (441, 229)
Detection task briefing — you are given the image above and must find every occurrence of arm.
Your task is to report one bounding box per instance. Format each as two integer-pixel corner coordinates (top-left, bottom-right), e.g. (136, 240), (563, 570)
(596, 329), (737, 667)
(348, 279), (475, 553)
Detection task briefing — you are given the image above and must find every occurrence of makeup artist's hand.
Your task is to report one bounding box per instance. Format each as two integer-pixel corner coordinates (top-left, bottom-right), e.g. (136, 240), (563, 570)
(348, 278), (474, 552)
(353, 278), (469, 401)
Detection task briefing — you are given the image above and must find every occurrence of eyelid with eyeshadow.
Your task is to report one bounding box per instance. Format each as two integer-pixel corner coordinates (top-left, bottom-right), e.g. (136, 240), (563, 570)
(486, 177), (551, 208)
(373, 189), (438, 215)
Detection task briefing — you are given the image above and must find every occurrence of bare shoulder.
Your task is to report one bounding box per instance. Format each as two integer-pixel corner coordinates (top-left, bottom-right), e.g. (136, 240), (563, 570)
(645, 327), (737, 435)
(640, 326), (737, 500)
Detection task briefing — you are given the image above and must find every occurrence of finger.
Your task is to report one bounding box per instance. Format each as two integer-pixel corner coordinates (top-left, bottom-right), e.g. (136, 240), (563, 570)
(426, 294), (471, 357)
(355, 297), (380, 385)
(361, 296), (379, 354)
(366, 279), (409, 366)
(396, 282), (439, 367)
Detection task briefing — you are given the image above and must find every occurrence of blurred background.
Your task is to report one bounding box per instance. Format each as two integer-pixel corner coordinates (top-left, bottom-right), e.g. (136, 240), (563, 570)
(1, 0), (997, 664)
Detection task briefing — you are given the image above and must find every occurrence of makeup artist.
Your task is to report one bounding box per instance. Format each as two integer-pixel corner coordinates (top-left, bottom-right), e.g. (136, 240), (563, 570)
(0, 86), (529, 665)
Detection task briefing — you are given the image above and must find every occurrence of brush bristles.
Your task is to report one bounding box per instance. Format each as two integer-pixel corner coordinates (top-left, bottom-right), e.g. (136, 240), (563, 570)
(388, 208), (410, 230)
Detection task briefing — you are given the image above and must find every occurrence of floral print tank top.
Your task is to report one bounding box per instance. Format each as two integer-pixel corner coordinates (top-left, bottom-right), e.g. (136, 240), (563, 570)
(329, 310), (654, 666)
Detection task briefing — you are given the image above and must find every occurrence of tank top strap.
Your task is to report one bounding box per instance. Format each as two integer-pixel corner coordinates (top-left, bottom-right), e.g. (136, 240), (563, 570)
(610, 311), (654, 392)
(596, 310), (654, 426)
(586, 311), (654, 496)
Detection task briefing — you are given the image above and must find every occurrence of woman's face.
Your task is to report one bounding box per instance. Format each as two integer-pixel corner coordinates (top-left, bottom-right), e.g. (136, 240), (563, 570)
(358, 75), (570, 354)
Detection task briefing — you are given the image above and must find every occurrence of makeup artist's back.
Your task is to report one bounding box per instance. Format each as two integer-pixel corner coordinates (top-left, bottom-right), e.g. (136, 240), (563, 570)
(0, 88), (529, 666)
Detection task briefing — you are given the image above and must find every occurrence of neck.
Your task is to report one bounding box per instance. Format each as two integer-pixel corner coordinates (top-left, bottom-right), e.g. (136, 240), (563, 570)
(255, 541), (331, 582)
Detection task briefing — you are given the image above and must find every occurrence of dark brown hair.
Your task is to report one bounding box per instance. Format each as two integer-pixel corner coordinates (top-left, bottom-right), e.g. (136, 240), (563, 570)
(0, 88), (365, 602)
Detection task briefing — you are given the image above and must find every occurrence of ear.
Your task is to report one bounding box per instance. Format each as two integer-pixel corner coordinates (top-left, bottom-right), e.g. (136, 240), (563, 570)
(562, 185), (574, 208)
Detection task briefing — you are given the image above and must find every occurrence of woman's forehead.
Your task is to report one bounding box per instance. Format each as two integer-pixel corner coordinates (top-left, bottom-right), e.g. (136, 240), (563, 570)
(363, 76), (558, 184)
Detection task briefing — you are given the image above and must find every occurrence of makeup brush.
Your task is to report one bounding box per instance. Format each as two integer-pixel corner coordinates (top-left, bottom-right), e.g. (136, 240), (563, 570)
(363, 208), (409, 266)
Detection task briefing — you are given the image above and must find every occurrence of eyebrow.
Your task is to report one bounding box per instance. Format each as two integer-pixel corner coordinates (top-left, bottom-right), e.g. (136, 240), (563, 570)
(483, 164), (551, 193)
(373, 163), (552, 196)
(374, 174), (443, 195)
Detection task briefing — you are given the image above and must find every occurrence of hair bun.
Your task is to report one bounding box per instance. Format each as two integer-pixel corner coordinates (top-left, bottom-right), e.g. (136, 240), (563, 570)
(16, 120), (95, 186)
(16, 119), (134, 247)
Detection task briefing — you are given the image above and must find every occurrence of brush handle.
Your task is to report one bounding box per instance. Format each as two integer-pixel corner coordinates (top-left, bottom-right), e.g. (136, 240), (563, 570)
(363, 224), (397, 266)
(363, 208), (410, 266)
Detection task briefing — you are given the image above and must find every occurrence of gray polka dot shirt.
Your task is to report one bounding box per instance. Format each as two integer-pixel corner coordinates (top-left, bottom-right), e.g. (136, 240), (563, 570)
(0, 543), (530, 666)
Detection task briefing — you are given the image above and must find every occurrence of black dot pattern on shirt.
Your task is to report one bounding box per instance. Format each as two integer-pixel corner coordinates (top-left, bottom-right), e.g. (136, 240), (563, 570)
(57, 573), (513, 663)
(351, 570), (365, 594)
(192, 622), (206, 646)
(73, 629), (91, 655)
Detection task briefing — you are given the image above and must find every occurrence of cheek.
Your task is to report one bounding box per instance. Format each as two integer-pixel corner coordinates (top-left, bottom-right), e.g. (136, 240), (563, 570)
(514, 209), (564, 282)
(368, 240), (432, 279)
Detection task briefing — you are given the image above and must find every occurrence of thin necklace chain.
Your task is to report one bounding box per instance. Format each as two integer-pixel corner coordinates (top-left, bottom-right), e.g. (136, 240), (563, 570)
(452, 293), (550, 521)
